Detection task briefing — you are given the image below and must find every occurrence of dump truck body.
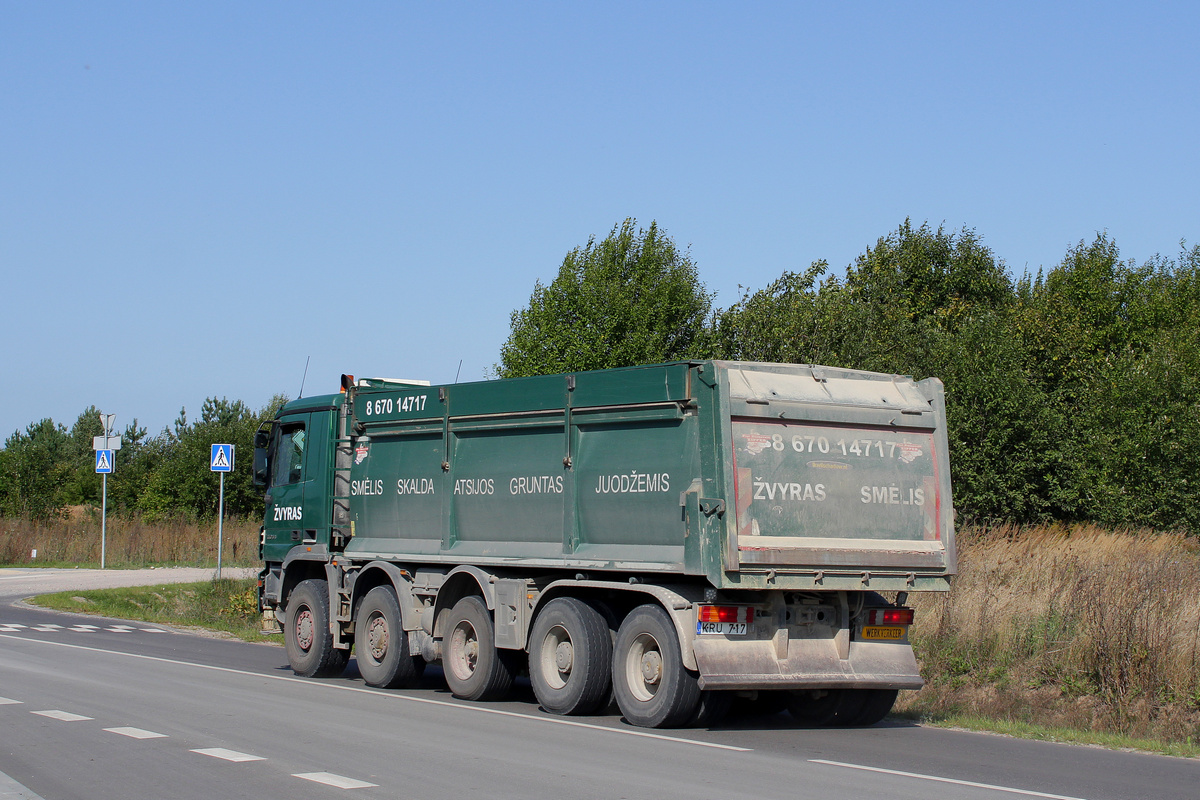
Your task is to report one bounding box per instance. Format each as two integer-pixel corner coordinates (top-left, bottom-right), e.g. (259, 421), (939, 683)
(257, 360), (955, 727)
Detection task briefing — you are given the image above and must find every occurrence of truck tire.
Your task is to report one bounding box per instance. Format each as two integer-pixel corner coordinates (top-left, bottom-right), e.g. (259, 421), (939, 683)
(284, 579), (348, 678)
(528, 597), (612, 715)
(785, 688), (865, 726)
(689, 691), (733, 727)
(731, 690), (788, 718)
(443, 596), (516, 701)
(612, 604), (701, 728)
(848, 689), (898, 726)
(354, 586), (425, 689)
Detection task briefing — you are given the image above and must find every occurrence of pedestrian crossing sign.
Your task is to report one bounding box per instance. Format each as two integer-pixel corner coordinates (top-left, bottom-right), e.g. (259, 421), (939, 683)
(95, 450), (114, 474)
(210, 444), (234, 472)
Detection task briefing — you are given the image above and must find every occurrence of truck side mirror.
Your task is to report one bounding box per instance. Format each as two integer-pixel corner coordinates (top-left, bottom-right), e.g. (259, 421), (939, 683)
(252, 429), (271, 487)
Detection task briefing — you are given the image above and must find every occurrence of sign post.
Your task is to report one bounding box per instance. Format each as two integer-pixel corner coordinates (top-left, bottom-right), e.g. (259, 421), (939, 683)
(92, 414), (121, 569)
(210, 444), (234, 579)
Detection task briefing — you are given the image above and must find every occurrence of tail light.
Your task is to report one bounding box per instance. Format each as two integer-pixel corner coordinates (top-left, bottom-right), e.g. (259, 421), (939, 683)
(864, 608), (915, 625)
(697, 605), (751, 624)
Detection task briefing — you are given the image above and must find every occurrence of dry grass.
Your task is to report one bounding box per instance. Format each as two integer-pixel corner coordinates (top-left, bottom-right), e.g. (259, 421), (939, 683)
(0, 511), (260, 568)
(901, 523), (1200, 745)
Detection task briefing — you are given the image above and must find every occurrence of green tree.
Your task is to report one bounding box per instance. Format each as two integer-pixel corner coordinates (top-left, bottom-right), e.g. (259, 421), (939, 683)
(138, 396), (285, 520)
(0, 419), (71, 518)
(1017, 236), (1200, 530)
(714, 221), (1076, 524)
(59, 406), (104, 507)
(107, 419), (155, 514)
(497, 219), (714, 377)
(714, 221), (1012, 375)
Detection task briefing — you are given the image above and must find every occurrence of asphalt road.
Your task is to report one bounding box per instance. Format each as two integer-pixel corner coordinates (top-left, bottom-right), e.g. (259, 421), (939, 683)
(1, 568), (1196, 800)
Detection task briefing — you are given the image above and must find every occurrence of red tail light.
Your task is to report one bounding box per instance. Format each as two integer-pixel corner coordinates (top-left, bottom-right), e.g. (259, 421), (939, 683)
(864, 608), (915, 625)
(697, 605), (750, 623)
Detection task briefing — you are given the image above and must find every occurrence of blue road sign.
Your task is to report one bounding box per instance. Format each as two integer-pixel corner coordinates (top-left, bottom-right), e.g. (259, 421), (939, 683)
(210, 444), (234, 472)
(95, 450), (114, 474)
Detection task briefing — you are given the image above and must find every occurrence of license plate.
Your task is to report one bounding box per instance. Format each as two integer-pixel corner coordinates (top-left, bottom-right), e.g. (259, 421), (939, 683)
(697, 621), (748, 636)
(861, 625), (905, 640)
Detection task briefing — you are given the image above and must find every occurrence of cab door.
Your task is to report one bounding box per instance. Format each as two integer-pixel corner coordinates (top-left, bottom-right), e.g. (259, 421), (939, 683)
(262, 412), (314, 561)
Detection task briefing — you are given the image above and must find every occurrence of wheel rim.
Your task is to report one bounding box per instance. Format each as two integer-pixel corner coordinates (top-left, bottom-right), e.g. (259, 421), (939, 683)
(538, 624), (573, 690)
(624, 632), (662, 702)
(448, 619), (479, 682)
(365, 611), (388, 662)
(295, 607), (314, 652)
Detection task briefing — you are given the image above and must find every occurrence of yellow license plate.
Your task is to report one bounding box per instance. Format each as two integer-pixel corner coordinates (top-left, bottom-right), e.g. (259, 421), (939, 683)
(861, 625), (905, 640)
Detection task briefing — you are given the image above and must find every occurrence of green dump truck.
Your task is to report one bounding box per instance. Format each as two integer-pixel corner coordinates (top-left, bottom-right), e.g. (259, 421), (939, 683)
(255, 360), (955, 728)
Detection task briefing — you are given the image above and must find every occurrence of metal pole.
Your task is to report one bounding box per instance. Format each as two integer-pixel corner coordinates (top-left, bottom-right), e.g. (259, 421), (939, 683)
(101, 473), (107, 569)
(217, 472), (224, 580)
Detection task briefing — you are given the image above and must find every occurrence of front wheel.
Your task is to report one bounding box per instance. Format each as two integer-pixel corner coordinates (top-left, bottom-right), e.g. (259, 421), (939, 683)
(611, 604), (700, 728)
(284, 579), (348, 678)
(442, 596), (516, 701)
(354, 586), (424, 689)
(528, 597), (612, 715)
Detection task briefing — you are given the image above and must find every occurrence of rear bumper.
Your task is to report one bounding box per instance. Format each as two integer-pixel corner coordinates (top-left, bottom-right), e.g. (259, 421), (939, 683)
(693, 635), (923, 692)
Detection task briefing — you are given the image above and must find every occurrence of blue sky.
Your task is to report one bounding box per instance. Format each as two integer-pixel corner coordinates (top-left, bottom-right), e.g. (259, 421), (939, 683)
(2, 2), (1196, 441)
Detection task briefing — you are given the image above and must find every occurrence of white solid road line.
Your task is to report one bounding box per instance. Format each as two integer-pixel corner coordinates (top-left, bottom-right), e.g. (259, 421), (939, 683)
(0, 697), (22, 705)
(30, 710), (93, 721)
(191, 748), (265, 762)
(0, 769), (48, 800)
(810, 759), (1089, 800)
(0, 632), (750, 752)
(293, 772), (379, 789)
(104, 726), (168, 739)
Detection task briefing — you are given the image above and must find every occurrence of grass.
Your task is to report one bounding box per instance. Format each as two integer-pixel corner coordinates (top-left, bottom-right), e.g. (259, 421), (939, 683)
(0, 512), (260, 568)
(899, 522), (1200, 753)
(913, 713), (1200, 759)
(28, 578), (274, 643)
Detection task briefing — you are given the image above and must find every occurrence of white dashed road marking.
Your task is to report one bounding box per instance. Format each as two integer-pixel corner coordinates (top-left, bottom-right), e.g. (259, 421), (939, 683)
(0, 697), (22, 704)
(3, 621), (169, 635)
(191, 748), (265, 763)
(32, 710), (93, 721)
(104, 727), (167, 739)
(293, 772), (379, 790)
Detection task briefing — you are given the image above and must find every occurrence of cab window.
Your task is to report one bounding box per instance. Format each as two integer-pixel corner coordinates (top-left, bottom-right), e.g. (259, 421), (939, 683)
(271, 423), (306, 486)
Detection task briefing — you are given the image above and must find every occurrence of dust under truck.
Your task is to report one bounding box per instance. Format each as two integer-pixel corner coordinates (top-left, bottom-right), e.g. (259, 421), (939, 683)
(254, 360), (955, 728)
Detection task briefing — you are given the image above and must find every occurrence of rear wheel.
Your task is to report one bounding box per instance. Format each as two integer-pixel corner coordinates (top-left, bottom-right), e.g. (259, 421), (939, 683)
(848, 689), (898, 726)
(529, 598), (612, 715)
(284, 579), (348, 678)
(612, 604), (700, 728)
(785, 689), (865, 726)
(689, 691), (734, 727)
(442, 596), (516, 701)
(730, 690), (788, 718)
(354, 586), (424, 689)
